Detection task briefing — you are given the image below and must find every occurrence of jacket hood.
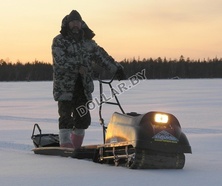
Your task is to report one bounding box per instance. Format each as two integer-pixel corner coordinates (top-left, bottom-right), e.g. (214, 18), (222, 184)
(60, 14), (95, 40)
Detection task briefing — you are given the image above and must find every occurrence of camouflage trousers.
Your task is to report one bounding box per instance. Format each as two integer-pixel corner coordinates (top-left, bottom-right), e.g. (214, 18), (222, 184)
(58, 76), (91, 129)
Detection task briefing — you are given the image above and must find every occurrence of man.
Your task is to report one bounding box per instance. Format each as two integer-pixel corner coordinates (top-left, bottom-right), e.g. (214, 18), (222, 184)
(52, 10), (125, 149)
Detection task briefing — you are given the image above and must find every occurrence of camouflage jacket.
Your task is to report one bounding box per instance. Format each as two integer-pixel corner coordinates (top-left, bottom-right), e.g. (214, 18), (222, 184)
(52, 34), (120, 101)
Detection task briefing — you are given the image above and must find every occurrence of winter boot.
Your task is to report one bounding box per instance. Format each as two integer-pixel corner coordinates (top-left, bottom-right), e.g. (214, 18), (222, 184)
(71, 129), (85, 149)
(59, 129), (74, 148)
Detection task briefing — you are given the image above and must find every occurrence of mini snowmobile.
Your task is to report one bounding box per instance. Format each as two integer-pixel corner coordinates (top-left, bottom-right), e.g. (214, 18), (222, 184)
(32, 74), (192, 169)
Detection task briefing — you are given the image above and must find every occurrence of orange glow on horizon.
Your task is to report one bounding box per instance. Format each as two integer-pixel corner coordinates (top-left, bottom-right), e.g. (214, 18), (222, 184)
(0, 0), (222, 63)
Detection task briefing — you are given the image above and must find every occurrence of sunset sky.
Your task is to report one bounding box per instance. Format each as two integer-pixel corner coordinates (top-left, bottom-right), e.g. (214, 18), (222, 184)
(0, 0), (222, 63)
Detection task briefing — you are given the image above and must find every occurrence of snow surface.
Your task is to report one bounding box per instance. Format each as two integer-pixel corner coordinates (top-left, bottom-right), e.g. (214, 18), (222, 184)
(0, 79), (222, 186)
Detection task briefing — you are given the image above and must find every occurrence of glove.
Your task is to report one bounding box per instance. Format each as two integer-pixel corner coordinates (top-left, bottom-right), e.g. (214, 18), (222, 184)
(115, 66), (126, 80)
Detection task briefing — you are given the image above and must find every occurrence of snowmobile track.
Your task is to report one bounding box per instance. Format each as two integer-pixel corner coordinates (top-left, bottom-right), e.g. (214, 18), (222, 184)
(128, 149), (185, 169)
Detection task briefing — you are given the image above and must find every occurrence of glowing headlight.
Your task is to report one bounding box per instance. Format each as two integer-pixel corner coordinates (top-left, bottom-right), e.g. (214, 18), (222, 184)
(154, 113), (169, 124)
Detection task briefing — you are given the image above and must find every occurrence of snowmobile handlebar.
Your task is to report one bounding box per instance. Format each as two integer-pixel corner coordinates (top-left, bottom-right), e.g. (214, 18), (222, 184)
(98, 72), (125, 115)
(97, 72), (116, 84)
(98, 73), (125, 143)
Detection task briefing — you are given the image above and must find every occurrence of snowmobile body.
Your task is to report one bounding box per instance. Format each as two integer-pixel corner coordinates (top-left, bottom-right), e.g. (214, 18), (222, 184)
(96, 111), (191, 169)
(105, 111), (191, 153)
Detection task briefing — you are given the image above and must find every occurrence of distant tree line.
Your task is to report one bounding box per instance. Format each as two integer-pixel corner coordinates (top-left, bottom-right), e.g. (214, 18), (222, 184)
(0, 60), (52, 81)
(119, 56), (222, 79)
(0, 56), (222, 81)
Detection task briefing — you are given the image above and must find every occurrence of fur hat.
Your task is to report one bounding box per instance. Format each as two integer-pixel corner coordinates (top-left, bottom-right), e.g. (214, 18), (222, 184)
(60, 10), (95, 39)
(67, 10), (82, 22)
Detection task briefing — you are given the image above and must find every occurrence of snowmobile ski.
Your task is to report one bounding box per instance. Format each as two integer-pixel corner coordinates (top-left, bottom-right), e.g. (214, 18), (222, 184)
(33, 147), (75, 157)
(32, 145), (98, 159)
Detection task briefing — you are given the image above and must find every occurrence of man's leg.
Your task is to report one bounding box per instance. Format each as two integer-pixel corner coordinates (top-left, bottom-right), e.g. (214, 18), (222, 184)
(58, 101), (75, 148)
(70, 94), (91, 149)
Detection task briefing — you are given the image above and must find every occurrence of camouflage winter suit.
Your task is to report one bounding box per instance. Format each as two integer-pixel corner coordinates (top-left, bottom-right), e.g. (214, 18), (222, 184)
(52, 36), (119, 101)
(52, 20), (120, 130)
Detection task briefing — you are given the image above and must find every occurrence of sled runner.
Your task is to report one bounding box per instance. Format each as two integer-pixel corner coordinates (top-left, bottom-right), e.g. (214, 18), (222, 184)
(32, 73), (192, 169)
